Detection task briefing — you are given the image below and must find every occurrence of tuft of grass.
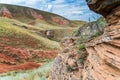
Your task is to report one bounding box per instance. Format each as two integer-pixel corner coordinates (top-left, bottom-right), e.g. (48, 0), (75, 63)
(71, 20), (87, 27)
(78, 44), (85, 50)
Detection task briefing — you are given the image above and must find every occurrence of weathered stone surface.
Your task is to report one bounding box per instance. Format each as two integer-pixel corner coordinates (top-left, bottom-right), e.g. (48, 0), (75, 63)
(86, 0), (120, 17)
(84, 25), (120, 80)
(84, 1), (120, 79)
(51, 53), (82, 80)
(50, 37), (84, 80)
(106, 6), (120, 25)
(45, 30), (55, 39)
(87, 0), (120, 25)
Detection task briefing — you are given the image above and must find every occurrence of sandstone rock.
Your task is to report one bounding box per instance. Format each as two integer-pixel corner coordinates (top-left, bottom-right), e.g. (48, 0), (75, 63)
(50, 37), (83, 80)
(87, 0), (120, 25)
(86, 0), (120, 17)
(106, 6), (120, 25)
(45, 30), (55, 39)
(83, 25), (120, 80)
(51, 53), (82, 80)
(83, 0), (120, 80)
(67, 57), (78, 70)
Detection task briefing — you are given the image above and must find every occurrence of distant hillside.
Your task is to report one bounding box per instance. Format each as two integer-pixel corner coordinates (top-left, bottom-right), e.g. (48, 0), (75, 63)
(0, 4), (76, 27)
(71, 20), (87, 27)
(0, 17), (61, 50)
(0, 4), (79, 75)
(0, 4), (79, 41)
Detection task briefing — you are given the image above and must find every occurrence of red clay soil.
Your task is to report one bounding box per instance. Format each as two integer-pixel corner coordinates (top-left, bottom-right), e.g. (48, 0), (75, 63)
(0, 62), (40, 73)
(0, 42), (59, 73)
(0, 36), (39, 49)
(51, 16), (69, 25)
(30, 10), (44, 20)
(0, 54), (15, 64)
(0, 7), (13, 18)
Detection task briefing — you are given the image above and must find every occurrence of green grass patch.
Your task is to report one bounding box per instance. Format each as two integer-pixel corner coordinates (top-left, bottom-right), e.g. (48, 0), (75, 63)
(0, 17), (61, 50)
(78, 44), (85, 50)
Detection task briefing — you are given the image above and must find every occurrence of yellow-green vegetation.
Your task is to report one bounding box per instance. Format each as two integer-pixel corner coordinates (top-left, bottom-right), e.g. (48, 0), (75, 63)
(0, 17), (61, 50)
(0, 17), (76, 41)
(35, 20), (67, 29)
(75, 17), (107, 37)
(53, 28), (77, 41)
(34, 19), (76, 30)
(71, 20), (87, 27)
(78, 43), (85, 50)
(28, 19), (77, 41)
(75, 17), (107, 64)
(0, 62), (53, 80)
(0, 3), (74, 27)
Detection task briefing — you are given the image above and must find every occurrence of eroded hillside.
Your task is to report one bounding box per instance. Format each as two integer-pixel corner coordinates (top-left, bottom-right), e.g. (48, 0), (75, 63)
(0, 3), (80, 76)
(0, 4), (75, 27)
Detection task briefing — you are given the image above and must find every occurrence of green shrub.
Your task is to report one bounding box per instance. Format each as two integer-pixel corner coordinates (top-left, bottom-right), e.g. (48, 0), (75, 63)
(79, 44), (85, 50)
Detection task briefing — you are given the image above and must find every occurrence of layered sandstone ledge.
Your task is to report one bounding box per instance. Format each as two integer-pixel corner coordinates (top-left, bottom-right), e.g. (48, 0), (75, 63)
(84, 25), (120, 80)
(84, 0), (120, 80)
(87, 0), (120, 25)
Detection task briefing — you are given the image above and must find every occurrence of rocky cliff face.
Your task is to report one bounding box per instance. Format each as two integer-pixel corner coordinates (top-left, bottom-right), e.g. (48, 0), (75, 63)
(84, 25), (120, 80)
(50, 0), (120, 80)
(83, 0), (120, 79)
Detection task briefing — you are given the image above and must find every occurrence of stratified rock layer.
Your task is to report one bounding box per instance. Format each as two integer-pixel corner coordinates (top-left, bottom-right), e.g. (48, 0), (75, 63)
(84, 25), (120, 80)
(87, 0), (120, 25)
(86, 0), (120, 17)
(106, 6), (120, 25)
(84, 0), (120, 80)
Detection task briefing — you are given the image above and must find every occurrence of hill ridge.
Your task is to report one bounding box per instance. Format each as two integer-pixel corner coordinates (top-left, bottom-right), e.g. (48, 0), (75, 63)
(0, 3), (74, 27)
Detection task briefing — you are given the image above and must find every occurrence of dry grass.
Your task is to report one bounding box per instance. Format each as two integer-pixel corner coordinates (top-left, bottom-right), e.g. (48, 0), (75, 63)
(0, 17), (61, 50)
